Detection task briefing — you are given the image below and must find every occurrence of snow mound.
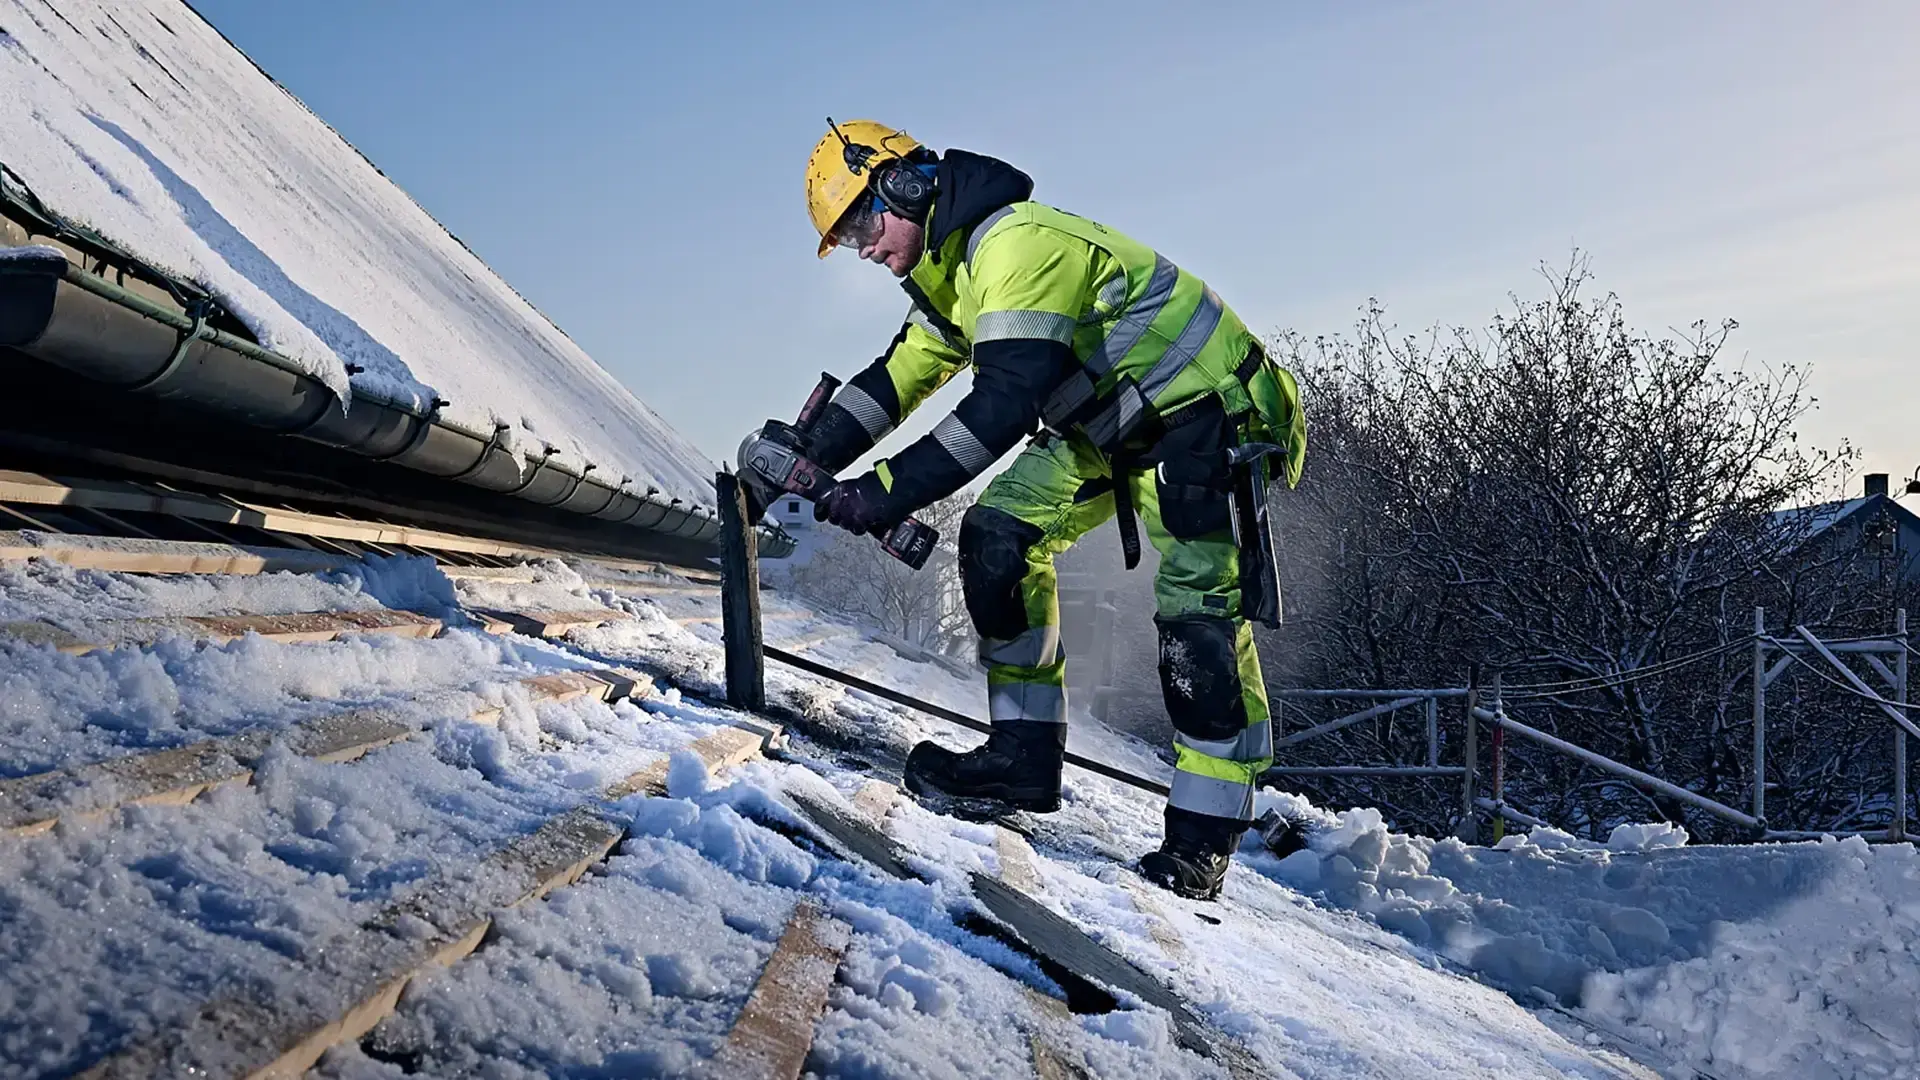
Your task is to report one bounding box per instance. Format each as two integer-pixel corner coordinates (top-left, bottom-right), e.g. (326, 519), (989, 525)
(1251, 790), (1920, 1078)
(0, 0), (716, 504)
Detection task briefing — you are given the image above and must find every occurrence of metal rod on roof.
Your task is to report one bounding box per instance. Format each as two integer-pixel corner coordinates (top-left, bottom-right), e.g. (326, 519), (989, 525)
(763, 645), (1172, 798)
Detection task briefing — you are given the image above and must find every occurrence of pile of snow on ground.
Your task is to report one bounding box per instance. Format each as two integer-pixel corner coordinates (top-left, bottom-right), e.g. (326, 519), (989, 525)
(1253, 790), (1920, 1078)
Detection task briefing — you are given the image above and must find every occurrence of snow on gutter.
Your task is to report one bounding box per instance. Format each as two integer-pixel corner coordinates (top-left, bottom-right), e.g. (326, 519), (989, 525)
(0, 229), (790, 557)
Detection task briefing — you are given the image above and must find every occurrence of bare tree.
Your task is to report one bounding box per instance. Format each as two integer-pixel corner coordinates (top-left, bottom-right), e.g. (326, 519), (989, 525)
(787, 492), (974, 655)
(1261, 257), (1888, 839)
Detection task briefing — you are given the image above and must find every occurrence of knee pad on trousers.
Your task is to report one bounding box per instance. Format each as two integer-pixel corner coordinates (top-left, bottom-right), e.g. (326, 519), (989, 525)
(959, 505), (1044, 642)
(1156, 613), (1248, 742)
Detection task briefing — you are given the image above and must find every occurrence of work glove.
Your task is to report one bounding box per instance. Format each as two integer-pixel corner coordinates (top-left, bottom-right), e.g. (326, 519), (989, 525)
(812, 472), (902, 536)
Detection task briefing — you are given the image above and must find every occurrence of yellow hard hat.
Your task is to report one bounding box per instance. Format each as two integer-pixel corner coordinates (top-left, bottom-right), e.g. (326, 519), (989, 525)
(805, 118), (923, 258)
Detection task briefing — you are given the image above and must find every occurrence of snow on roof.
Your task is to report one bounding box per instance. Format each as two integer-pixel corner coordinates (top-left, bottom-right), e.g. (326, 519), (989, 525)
(0, 0), (717, 506)
(5, 552), (1917, 1076)
(1769, 493), (1920, 549)
(1772, 496), (1869, 541)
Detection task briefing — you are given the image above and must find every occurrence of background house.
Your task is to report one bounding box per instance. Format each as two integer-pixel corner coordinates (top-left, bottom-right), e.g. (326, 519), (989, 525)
(1773, 473), (1920, 588)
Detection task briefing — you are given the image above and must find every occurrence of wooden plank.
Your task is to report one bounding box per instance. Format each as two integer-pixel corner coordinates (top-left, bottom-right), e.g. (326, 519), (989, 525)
(81, 810), (629, 1080)
(1118, 878), (1191, 964)
(521, 668), (651, 705)
(0, 469), (730, 577)
(1024, 989), (1094, 1080)
(0, 469), (252, 522)
(849, 780), (899, 822)
(0, 469), (561, 563)
(710, 901), (852, 1080)
(469, 607), (622, 638)
(716, 471), (765, 711)
(436, 565), (539, 583)
(994, 826), (1042, 893)
(0, 608), (440, 655)
(602, 580), (720, 596)
(604, 717), (780, 800)
(968, 874), (1266, 1080)
(839, 778), (1081, 1078)
(787, 787), (920, 880)
(84, 714), (776, 1079)
(784, 790), (1263, 1079)
(443, 567), (723, 596)
(0, 530), (353, 576)
(0, 670), (647, 837)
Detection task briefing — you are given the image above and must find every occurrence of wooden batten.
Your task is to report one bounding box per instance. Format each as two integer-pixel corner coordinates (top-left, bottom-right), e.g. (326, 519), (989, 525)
(0, 529), (353, 576)
(0, 669), (645, 838)
(993, 826), (1043, 893)
(711, 901), (853, 1080)
(85, 711), (776, 1079)
(0, 608), (441, 656)
(470, 607), (622, 638)
(604, 717), (781, 800)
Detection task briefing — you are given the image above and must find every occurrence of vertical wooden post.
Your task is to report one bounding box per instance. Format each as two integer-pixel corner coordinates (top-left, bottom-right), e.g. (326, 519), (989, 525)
(1752, 606), (1766, 830)
(1456, 665), (1481, 844)
(1488, 672), (1506, 843)
(1895, 608), (1908, 843)
(716, 472), (764, 712)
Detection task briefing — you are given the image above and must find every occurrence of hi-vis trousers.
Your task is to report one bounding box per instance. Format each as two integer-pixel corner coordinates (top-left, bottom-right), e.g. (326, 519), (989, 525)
(957, 427), (1272, 830)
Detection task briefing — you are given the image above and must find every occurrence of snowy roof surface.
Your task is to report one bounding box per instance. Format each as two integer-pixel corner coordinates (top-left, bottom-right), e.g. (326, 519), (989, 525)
(0, 0), (717, 505)
(1, 553), (1916, 1077)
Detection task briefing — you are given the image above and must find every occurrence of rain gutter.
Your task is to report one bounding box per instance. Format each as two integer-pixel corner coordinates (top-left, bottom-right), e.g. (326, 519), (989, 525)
(0, 228), (793, 559)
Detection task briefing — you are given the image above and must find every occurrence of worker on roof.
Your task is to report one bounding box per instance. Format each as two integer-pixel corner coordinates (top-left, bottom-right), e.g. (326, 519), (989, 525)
(798, 120), (1306, 900)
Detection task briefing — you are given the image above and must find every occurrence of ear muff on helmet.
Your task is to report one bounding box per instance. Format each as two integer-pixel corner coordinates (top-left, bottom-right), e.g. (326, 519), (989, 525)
(872, 159), (935, 224)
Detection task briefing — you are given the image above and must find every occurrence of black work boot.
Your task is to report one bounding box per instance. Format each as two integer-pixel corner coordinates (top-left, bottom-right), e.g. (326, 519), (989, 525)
(1138, 808), (1246, 901)
(903, 721), (1064, 814)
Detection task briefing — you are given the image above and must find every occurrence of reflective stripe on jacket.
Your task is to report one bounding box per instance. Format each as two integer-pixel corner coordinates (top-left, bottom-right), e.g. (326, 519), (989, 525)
(905, 201), (1305, 486)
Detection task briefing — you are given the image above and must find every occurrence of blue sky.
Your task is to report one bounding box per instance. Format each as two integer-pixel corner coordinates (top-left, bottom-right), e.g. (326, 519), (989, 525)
(191, 0), (1920, 490)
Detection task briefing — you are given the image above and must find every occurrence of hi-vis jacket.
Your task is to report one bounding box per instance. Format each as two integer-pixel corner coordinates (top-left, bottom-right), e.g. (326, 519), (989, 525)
(812, 150), (1305, 516)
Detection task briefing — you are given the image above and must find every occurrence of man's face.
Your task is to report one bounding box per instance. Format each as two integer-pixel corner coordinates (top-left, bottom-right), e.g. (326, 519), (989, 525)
(860, 212), (924, 277)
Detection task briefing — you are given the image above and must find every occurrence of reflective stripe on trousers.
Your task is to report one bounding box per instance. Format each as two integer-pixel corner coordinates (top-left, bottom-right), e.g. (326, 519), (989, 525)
(1169, 761), (1258, 821)
(988, 678), (1067, 725)
(978, 624), (1061, 669)
(1174, 719), (1273, 766)
(1169, 716), (1271, 823)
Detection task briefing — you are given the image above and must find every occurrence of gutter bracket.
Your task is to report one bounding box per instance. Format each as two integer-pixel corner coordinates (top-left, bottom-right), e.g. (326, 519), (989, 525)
(505, 449), (555, 496)
(448, 422), (512, 482)
(122, 299), (212, 394)
(366, 405), (439, 463)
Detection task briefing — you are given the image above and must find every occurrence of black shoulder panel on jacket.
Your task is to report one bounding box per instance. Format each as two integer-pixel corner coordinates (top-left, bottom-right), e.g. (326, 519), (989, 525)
(926, 149), (1035, 259)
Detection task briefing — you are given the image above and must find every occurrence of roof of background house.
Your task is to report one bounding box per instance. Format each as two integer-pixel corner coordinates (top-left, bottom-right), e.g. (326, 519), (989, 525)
(1770, 492), (1920, 547)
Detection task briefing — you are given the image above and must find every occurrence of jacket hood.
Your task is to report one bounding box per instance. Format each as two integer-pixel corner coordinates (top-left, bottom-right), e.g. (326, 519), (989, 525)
(925, 149), (1035, 261)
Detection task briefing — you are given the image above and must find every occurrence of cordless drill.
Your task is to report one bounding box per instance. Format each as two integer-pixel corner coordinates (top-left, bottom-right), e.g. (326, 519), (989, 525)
(737, 372), (939, 570)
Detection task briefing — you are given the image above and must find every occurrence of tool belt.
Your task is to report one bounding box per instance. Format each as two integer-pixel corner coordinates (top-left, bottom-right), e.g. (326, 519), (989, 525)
(1046, 345), (1283, 626)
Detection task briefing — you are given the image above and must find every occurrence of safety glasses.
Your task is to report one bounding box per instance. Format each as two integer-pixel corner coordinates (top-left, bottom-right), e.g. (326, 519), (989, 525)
(829, 194), (888, 251)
